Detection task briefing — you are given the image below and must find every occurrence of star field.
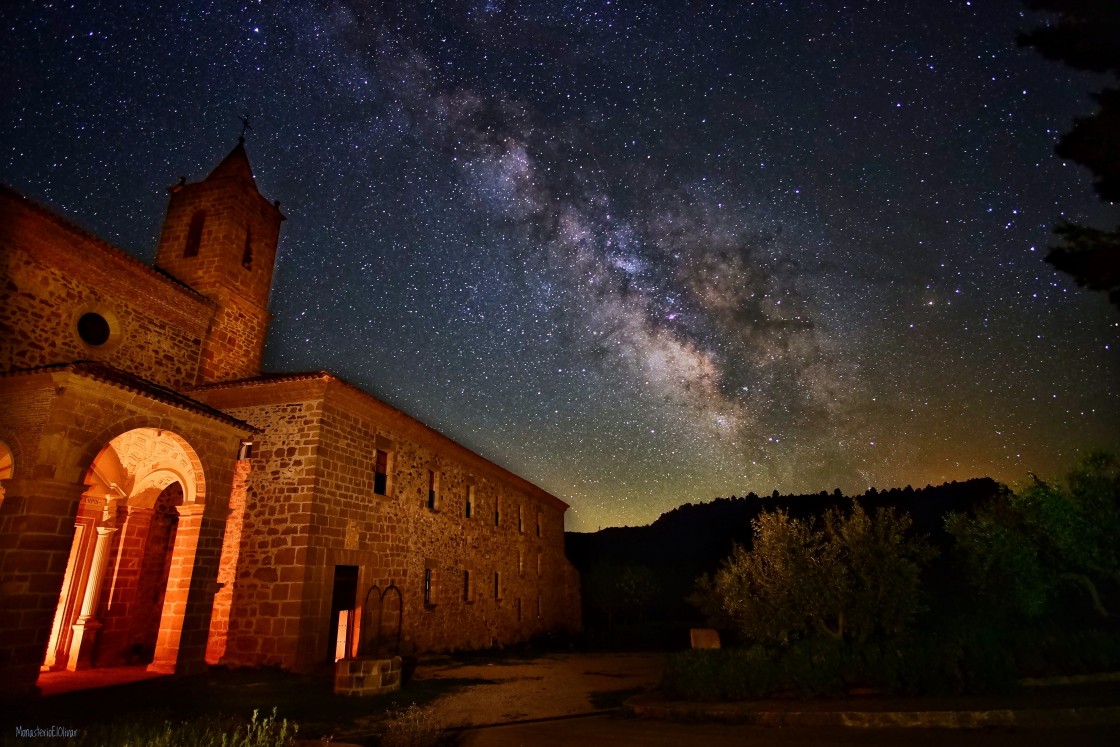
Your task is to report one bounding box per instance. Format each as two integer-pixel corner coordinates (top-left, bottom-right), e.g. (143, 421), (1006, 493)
(3, 0), (1117, 531)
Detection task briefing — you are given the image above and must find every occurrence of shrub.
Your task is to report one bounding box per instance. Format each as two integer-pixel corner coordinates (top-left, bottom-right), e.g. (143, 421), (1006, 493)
(662, 629), (1021, 701)
(947, 451), (1120, 621)
(379, 703), (448, 747)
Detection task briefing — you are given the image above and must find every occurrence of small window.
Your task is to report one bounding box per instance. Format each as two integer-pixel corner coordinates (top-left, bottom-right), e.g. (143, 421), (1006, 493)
(241, 225), (253, 270)
(77, 312), (111, 347)
(427, 470), (439, 510)
(424, 568), (437, 607)
(536, 552), (542, 577)
(463, 570), (473, 602)
(465, 486), (474, 519)
(518, 549), (524, 576)
(184, 210), (205, 257)
(494, 498), (501, 527)
(374, 449), (390, 496)
(494, 571), (501, 600)
(518, 505), (524, 533)
(536, 512), (542, 537)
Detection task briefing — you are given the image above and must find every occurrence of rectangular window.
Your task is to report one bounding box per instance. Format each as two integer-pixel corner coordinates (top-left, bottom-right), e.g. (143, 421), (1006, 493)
(427, 470), (439, 510)
(536, 512), (542, 537)
(463, 570), (472, 602)
(518, 505), (524, 533)
(494, 571), (501, 600)
(465, 485), (474, 519)
(518, 549), (524, 576)
(494, 498), (501, 527)
(536, 552), (542, 577)
(374, 449), (390, 496)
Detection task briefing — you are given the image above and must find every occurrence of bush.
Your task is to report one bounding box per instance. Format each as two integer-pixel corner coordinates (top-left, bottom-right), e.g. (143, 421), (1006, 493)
(662, 629), (1022, 701)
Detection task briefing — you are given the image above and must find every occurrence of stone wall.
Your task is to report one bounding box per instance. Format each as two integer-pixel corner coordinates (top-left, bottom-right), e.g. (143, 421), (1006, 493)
(202, 387), (323, 669)
(0, 187), (214, 389)
(194, 373), (581, 672)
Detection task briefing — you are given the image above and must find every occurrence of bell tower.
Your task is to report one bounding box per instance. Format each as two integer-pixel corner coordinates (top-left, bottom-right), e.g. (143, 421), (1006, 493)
(155, 140), (285, 384)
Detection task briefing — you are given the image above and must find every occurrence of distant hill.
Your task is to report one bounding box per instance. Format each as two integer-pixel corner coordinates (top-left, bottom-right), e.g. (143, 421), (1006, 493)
(565, 478), (1004, 622)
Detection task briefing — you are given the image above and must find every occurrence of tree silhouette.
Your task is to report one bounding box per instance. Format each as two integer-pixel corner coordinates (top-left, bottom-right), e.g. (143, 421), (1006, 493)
(1020, 0), (1120, 309)
(946, 451), (1120, 619)
(694, 503), (935, 645)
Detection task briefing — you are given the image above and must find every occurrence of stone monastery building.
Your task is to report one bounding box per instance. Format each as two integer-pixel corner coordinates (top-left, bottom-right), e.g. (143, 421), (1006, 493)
(0, 142), (581, 697)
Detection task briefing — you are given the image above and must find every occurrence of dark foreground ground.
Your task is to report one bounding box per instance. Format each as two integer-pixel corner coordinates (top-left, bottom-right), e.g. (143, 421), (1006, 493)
(462, 715), (1118, 747)
(6, 652), (1119, 746)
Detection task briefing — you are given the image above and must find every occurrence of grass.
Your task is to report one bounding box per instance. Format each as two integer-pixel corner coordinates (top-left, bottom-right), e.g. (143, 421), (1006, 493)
(7, 666), (489, 744)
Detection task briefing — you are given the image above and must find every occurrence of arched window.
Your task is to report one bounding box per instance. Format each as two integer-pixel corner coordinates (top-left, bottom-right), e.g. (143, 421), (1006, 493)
(184, 211), (205, 258)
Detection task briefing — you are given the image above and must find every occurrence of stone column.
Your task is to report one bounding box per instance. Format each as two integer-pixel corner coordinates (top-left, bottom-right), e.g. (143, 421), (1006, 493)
(149, 502), (220, 675)
(0, 477), (87, 697)
(66, 518), (119, 671)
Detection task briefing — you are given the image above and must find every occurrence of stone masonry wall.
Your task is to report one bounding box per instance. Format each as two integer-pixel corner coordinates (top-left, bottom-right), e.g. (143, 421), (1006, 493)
(199, 388), (324, 669)
(195, 288), (270, 385)
(0, 188), (214, 389)
(194, 374), (580, 672)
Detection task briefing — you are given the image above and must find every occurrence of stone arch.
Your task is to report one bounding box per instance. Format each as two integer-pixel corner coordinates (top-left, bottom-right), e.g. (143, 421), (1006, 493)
(0, 439), (13, 507)
(73, 419), (207, 505)
(42, 427), (209, 674)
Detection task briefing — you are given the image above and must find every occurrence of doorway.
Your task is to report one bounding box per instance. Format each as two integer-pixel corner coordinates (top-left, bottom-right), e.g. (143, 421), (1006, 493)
(329, 565), (359, 662)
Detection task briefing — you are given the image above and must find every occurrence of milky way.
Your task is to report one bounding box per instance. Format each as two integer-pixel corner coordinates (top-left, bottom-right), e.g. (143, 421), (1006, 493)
(3, 0), (1117, 530)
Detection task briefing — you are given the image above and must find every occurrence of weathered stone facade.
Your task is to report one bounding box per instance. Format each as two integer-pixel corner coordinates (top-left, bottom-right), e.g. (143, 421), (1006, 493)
(0, 142), (580, 697)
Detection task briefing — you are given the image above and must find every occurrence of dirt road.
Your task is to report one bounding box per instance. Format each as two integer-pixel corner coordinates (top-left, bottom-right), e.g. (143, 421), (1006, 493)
(413, 652), (665, 728)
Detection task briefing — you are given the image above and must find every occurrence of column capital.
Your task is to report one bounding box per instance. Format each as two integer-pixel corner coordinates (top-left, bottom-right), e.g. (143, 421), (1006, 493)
(175, 503), (206, 518)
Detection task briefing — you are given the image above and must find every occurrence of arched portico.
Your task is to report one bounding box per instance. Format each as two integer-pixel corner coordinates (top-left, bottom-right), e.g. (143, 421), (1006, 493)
(41, 428), (209, 674)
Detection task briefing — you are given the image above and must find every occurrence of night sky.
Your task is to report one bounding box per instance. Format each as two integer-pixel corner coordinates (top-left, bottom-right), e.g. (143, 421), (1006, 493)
(3, 1), (1118, 531)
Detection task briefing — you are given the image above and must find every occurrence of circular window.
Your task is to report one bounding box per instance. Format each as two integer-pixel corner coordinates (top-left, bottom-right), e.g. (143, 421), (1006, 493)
(77, 312), (111, 346)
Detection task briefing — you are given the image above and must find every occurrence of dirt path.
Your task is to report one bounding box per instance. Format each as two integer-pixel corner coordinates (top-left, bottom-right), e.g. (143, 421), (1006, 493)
(413, 652), (666, 728)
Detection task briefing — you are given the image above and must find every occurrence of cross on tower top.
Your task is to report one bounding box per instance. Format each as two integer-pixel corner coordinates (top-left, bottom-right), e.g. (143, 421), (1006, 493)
(238, 114), (252, 143)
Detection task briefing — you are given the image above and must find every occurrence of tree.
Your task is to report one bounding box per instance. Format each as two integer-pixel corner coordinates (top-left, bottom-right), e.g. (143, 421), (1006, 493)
(1020, 1), (1120, 309)
(693, 503), (935, 645)
(947, 451), (1120, 619)
(583, 561), (658, 631)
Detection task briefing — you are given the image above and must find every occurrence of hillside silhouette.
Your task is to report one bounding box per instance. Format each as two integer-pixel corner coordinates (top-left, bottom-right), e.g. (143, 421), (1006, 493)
(566, 478), (1004, 627)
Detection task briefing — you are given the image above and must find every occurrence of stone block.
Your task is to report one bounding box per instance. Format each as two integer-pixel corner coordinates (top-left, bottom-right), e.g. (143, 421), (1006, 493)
(333, 656), (403, 696)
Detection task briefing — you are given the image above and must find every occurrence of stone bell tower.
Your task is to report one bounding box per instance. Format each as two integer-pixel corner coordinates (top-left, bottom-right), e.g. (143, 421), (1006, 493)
(154, 140), (285, 384)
